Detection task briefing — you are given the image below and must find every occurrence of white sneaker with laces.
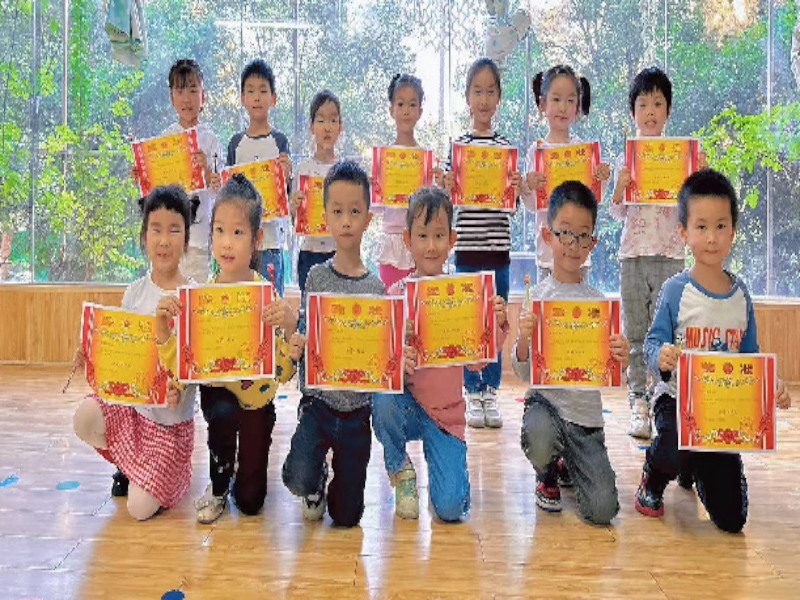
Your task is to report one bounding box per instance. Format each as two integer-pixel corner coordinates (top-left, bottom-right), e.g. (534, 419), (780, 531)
(301, 464), (328, 521)
(466, 391), (485, 428)
(628, 396), (651, 439)
(482, 387), (503, 428)
(194, 483), (228, 525)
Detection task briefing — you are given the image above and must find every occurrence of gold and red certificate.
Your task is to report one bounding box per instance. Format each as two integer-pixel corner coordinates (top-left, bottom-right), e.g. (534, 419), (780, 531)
(451, 144), (518, 210)
(221, 159), (289, 222)
(534, 142), (601, 210)
(305, 294), (404, 393)
(295, 175), (328, 236)
(625, 137), (699, 205)
(678, 351), (777, 452)
(81, 303), (168, 405)
(371, 146), (434, 207)
(529, 299), (622, 388)
(177, 283), (274, 383)
(405, 272), (498, 368)
(132, 129), (205, 197)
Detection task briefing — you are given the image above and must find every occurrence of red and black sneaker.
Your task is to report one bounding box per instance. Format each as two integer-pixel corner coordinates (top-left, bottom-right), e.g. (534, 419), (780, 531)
(635, 470), (664, 517)
(556, 457), (573, 488)
(535, 479), (562, 513)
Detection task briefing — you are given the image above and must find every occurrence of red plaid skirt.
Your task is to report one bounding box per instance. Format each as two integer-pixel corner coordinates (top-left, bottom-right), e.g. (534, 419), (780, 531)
(98, 397), (194, 508)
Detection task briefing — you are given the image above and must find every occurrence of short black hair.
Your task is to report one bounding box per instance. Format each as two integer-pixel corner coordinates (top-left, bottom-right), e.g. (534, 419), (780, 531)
(310, 89), (341, 123)
(629, 66), (672, 114)
(547, 180), (598, 228)
(323, 160), (370, 209)
(168, 58), (203, 89)
(240, 59), (275, 95)
(138, 185), (200, 251)
(406, 187), (453, 231)
(678, 169), (739, 229)
(466, 58), (502, 98)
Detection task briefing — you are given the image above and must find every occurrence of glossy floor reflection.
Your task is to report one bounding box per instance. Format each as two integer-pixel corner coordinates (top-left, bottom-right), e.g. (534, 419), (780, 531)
(1, 365), (799, 599)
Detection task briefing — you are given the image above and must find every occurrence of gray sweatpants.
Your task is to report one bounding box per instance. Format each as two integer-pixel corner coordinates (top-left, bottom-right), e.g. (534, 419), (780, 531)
(521, 393), (619, 525)
(620, 256), (684, 403)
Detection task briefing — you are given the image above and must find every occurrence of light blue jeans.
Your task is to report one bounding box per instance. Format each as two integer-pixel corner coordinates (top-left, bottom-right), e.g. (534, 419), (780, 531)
(372, 389), (470, 522)
(456, 261), (510, 393)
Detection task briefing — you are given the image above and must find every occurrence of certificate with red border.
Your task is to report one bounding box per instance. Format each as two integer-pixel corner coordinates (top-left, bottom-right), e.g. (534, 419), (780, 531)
(295, 175), (328, 236)
(305, 294), (404, 393)
(451, 144), (518, 211)
(529, 299), (622, 388)
(81, 303), (168, 405)
(405, 272), (497, 368)
(678, 351), (777, 452)
(132, 129), (205, 197)
(625, 137), (699, 205)
(177, 283), (274, 383)
(371, 146), (434, 207)
(221, 159), (289, 222)
(534, 142), (601, 210)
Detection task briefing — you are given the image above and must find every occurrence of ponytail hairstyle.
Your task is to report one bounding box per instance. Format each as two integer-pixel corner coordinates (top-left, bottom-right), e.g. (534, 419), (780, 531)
(211, 173), (263, 271)
(388, 73), (425, 106)
(532, 65), (591, 117)
(138, 185), (200, 251)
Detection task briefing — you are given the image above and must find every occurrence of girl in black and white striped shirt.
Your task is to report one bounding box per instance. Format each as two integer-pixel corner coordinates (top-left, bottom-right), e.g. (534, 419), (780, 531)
(442, 58), (522, 430)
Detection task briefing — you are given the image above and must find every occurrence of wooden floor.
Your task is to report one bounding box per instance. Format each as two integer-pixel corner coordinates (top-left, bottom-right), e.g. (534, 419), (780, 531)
(1, 366), (799, 600)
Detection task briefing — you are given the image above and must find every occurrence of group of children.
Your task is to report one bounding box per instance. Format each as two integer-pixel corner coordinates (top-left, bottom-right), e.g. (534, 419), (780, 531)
(70, 56), (791, 534)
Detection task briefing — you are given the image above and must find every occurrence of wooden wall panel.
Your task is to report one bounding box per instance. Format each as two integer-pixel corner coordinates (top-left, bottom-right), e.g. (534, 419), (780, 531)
(0, 285), (125, 363)
(2, 286), (798, 381)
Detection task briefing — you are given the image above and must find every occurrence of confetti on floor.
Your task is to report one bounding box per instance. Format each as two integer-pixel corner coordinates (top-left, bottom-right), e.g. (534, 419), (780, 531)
(56, 481), (80, 491)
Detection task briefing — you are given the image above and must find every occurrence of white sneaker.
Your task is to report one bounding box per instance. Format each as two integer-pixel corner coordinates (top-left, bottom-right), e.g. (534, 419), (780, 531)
(482, 387), (503, 428)
(391, 460), (419, 520)
(194, 483), (228, 524)
(466, 392), (485, 428)
(301, 464), (327, 521)
(628, 396), (651, 439)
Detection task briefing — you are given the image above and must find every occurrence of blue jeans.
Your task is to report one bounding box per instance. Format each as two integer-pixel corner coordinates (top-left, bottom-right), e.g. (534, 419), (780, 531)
(258, 249), (285, 298)
(456, 261), (509, 393)
(281, 395), (372, 528)
(372, 389), (470, 522)
(298, 250), (335, 294)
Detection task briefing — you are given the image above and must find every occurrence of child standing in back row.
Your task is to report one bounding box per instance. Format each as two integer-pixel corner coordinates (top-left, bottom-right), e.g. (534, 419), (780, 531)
(610, 67), (708, 439)
(522, 64), (610, 283)
(131, 59), (222, 284)
(373, 74), (426, 290)
(442, 57), (522, 430)
(227, 59), (292, 296)
(290, 89), (342, 292)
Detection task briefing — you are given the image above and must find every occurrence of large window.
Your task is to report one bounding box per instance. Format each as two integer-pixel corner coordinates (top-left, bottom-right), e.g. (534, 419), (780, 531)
(2, 0), (798, 296)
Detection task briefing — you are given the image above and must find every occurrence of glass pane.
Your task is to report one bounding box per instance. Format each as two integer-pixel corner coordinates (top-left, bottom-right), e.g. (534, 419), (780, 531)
(0, 0), (34, 283)
(770, 0), (800, 297)
(670, 0), (769, 295)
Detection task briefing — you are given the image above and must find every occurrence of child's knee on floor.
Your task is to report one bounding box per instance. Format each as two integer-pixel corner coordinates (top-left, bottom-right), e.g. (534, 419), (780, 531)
(282, 455), (321, 498)
(578, 488), (619, 525)
(329, 500), (364, 528)
(521, 408), (558, 471)
(126, 488), (160, 521)
(432, 493), (468, 523)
